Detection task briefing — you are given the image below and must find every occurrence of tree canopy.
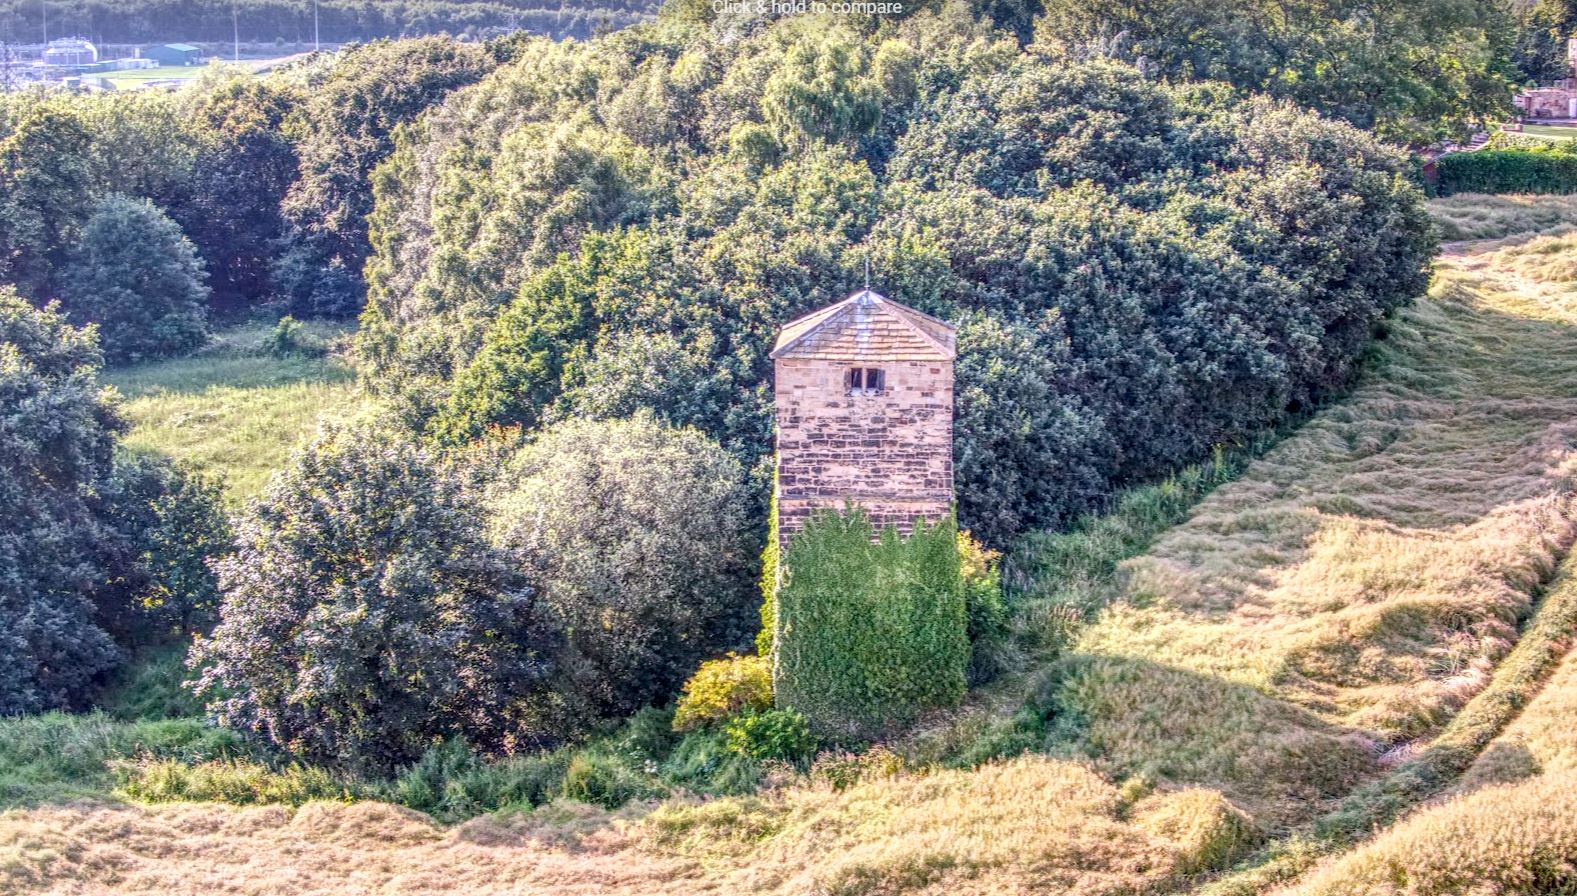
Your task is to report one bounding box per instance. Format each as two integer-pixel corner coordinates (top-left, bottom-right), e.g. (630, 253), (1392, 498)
(0, 292), (228, 713)
(357, 11), (1434, 546)
(191, 423), (553, 769)
(62, 195), (210, 364)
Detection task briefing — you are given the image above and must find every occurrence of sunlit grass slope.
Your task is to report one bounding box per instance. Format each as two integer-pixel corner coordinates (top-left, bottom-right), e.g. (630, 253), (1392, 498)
(106, 321), (362, 500)
(0, 757), (1234, 896)
(1458, 560), (1577, 791)
(1047, 202), (1577, 831)
(1428, 192), (1577, 241)
(1267, 561), (1577, 895)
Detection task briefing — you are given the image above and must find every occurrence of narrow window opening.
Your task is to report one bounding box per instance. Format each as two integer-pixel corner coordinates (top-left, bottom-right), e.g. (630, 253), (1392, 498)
(848, 367), (884, 393)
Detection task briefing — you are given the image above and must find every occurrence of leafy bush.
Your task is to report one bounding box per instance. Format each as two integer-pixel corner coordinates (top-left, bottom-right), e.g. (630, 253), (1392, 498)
(560, 750), (663, 809)
(489, 415), (758, 727)
(773, 509), (968, 739)
(93, 453), (231, 643)
(61, 194), (209, 364)
(958, 530), (1012, 685)
(673, 654), (773, 733)
(0, 293), (124, 713)
(0, 294), (225, 714)
(1437, 149), (1577, 196)
(263, 315), (310, 357)
(723, 709), (817, 761)
(361, 18), (1432, 547)
(190, 422), (556, 771)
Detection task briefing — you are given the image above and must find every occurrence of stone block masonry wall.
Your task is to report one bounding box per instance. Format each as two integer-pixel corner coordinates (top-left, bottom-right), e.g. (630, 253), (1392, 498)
(775, 356), (953, 546)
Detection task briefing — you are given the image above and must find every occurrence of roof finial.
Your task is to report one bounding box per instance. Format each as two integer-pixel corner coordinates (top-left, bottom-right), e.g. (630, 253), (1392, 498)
(864, 255), (871, 290)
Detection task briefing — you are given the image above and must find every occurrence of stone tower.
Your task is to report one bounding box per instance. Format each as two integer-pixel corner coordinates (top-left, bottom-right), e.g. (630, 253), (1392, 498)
(770, 288), (956, 548)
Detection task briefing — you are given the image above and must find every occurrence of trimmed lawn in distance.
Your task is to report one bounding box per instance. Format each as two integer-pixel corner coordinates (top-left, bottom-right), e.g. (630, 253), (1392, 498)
(106, 321), (363, 501)
(99, 65), (215, 88)
(1507, 123), (1577, 141)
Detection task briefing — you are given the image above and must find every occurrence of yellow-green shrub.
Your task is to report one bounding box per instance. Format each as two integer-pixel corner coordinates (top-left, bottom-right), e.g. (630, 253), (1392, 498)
(673, 653), (772, 732)
(959, 529), (1011, 683)
(723, 709), (817, 761)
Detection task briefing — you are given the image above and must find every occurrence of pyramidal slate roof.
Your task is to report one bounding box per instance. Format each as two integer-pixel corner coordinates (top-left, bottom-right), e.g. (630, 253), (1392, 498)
(770, 289), (956, 362)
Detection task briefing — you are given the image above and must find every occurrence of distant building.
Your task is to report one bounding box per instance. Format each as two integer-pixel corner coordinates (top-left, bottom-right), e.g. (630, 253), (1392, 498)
(42, 38), (97, 67)
(143, 44), (205, 66)
(1514, 36), (1577, 119)
(770, 288), (956, 549)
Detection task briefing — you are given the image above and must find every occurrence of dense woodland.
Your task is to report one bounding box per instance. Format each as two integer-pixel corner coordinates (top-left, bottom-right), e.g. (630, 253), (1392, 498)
(0, 0), (656, 45)
(0, 0), (1543, 792)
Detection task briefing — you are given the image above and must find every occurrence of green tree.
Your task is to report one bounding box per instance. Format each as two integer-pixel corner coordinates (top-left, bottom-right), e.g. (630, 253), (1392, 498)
(489, 414), (758, 726)
(0, 293), (226, 713)
(0, 105), (94, 300)
(359, 14), (1434, 548)
(1033, 0), (1516, 143)
(277, 37), (496, 316)
(177, 77), (300, 311)
(0, 291), (123, 713)
(61, 195), (210, 365)
(92, 455), (232, 644)
(191, 423), (553, 770)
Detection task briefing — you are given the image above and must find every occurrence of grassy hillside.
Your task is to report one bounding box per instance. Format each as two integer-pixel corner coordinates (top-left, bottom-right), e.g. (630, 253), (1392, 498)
(1045, 203), (1577, 830)
(2, 195), (1575, 894)
(107, 320), (363, 501)
(1268, 560), (1577, 895)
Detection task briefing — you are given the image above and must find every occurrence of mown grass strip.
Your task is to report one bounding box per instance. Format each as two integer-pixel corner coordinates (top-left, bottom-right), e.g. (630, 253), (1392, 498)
(1198, 550), (1577, 896)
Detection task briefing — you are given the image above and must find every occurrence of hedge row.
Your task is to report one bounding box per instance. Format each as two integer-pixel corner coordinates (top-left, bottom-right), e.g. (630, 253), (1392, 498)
(1436, 150), (1577, 195)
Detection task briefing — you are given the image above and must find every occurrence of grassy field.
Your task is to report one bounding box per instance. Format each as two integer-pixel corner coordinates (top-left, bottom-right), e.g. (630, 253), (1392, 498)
(99, 64), (223, 88)
(2, 197), (1576, 895)
(107, 320), (363, 501)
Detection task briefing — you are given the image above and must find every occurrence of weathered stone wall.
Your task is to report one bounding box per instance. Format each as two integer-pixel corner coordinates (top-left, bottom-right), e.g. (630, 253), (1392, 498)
(1517, 86), (1577, 118)
(774, 356), (953, 546)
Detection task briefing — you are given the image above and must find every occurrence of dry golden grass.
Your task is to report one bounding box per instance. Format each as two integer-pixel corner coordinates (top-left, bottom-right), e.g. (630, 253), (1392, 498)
(1273, 772), (1577, 896)
(0, 757), (1210, 895)
(1056, 201), (1577, 828)
(1428, 192), (1577, 241)
(1458, 565), (1577, 790)
(1265, 561), (1577, 894)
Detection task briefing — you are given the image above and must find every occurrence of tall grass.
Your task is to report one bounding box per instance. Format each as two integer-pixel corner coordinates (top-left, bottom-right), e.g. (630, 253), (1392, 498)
(0, 713), (245, 806)
(1274, 772), (1577, 896)
(1427, 193), (1577, 240)
(1041, 221), (1577, 829)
